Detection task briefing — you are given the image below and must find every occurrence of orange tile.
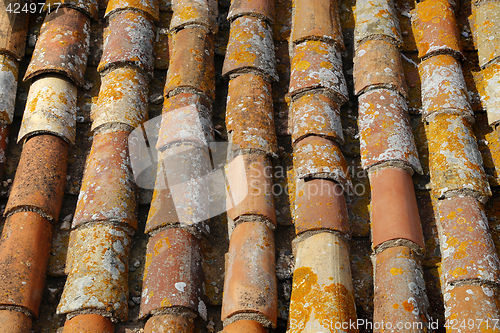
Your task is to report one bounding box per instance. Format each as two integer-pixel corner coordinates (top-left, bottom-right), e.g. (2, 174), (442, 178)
(6, 134), (69, 221)
(222, 319), (267, 332)
(170, 0), (218, 33)
(225, 154), (277, 227)
(105, 0), (159, 21)
(294, 178), (350, 236)
(0, 212), (53, 318)
(412, 0), (461, 59)
(164, 27), (215, 100)
(290, 92), (343, 145)
(24, 8), (90, 87)
(369, 167), (425, 250)
(223, 16), (278, 81)
(289, 40), (347, 103)
(353, 40), (407, 97)
(44, 0), (98, 20)
(228, 0), (274, 24)
(438, 196), (500, 284)
(293, 135), (353, 194)
(0, 1), (28, 61)
(291, 0), (344, 50)
(221, 222), (277, 328)
(358, 88), (422, 174)
(144, 314), (195, 333)
(0, 310), (32, 333)
(98, 10), (154, 78)
(62, 314), (114, 333)
(226, 73), (277, 156)
(140, 228), (206, 319)
(72, 129), (138, 231)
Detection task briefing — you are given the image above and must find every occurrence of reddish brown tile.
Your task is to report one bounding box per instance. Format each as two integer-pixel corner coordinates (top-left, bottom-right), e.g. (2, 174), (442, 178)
(426, 113), (491, 203)
(44, 0), (98, 20)
(373, 246), (429, 331)
(5, 134), (69, 221)
(0, 310), (32, 333)
(157, 93), (213, 151)
(164, 27), (215, 100)
(288, 41), (347, 103)
(144, 314), (195, 333)
(0, 125), (8, 183)
(222, 319), (267, 332)
(226, 73), (277, 155)
(72, 129), (138, 230)
(0, 1), (28, 61)
(293, 136), (353, 194)
(438, 196), (500, 284)
(105, 0), (159, 21)
(0, 212), (52, 318)
(353, 39), (407, 97)
(443, 284), (500, 332)
(291, 0), (344, 50)
(473, 1), (500, 68)
(290, 92), (343, 146)
(222, 16), (277, 81)
(140, 228), (206, 319)
(63, 314), (114, 333)
(170, 0), (218, 33)
(58, 223), (131, 320)
(221, 222), (277, 327)
(369, 167), (425, 250)
(225, 154), (277, 227)
(294, 178), (350, 236)
(18, 75), (78, 144)
(227, 0), (274, 24)
(412, 0), (461, 59)
(418, 54), (473, 122)
(358, 88), (422, 174)
(0, 54), (18, 124)
(91, 67), (149, 131)
(481, 62), (500, 127)
(289, 232), (357, 333)
(24, 8), (90, 87)
(98, 10), (154, 78)
(354, 0), (402, 48)
(145, 147), (211, 235)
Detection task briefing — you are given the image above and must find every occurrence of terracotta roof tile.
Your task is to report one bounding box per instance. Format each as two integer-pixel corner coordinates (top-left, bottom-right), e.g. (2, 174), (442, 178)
(144, 313), (195, 332)
(0, 54), (19, 124)
(62, 313), (114, 333)
(105, 0), (159, 22)
(227, 0), (275, 24)
(473, 1), (500, 68)
(45, 0), (99, 20)
(169, 0), (218, 33)
(0, 2), (29, 61)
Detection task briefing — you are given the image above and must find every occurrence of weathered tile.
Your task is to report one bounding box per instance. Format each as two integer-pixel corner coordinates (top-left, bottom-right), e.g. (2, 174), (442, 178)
(353, 39), (407, 97)
(226, 73), (277, 155)
(98, 10), (154, 78)
(290, 92), (343, 146)
(353, 0), (402, 48)
(0, 54), (18, 124)
(473, 112), (500, 183)
(72, 129), (138, 231)
(228, 0), (274, 24)
(289, 232), (357, 333)
(140, 228), (206, 319)
(481, 62), (500, 127)
(170, 0), (218, 33)
(164, 27), (215, 100)
(0, 212), (52, 318)
(373, 246), (430, 331)
(289, 40), (348, 104)
(419, 54), (473, 122)
(0, 1), (29, 61)
(473, 1), (500, 68)
(222, 16), (277, 81)
(5, 135), (68, 221)
(358, 88), (422, 174)
(0, 310), (32, 332)
(105, 0), (159, 21)
(291, 0), (344, 50)
(438, 196), (500, 285)
(369, 167), (425, 250)
(144, 314), (195, 332)
(426, 113), (491, 203)
(222, 319), (267, 332)
(45, 0), (98, 20)
(221, 222), (277, 328)
(294, 178), (350, 236)
(411, 0), (461, 59)
(293, 135), (353, 194)
(92, 67), (149, 131)
(58, 223), (131, 320)
(24, 8), (90, 87)
(62, 314), (114, 333)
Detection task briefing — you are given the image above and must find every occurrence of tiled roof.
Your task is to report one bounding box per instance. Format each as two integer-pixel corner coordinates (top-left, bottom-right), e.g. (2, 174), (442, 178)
(0, 0), (499, 331)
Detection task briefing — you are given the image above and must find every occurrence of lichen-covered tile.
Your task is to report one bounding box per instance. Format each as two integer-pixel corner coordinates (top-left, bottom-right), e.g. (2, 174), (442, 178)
(170, 0), (218, 33)
(472, 1), (500, 68)
(0, 1), (29, 61)
(105, 0), (159, 21)
(0, 54), (19, 124)
(228, 0), (275, 24)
